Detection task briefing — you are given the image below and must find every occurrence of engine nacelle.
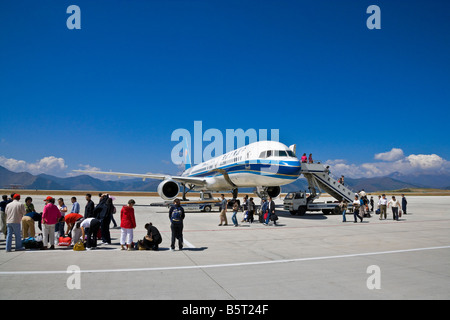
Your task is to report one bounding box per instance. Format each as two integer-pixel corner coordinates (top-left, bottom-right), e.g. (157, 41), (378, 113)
(255, 186), (281, 199)
(157, 179), (179, 200)
(266, 186), (281, 198)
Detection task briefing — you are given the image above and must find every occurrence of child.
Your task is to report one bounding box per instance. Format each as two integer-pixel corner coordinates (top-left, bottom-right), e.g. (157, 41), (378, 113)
(120, 199), (136, 250)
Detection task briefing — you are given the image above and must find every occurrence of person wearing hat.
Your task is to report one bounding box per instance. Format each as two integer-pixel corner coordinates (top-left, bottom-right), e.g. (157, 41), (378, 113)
(5, 194), (26, 252)
(41, 196), (62, 250)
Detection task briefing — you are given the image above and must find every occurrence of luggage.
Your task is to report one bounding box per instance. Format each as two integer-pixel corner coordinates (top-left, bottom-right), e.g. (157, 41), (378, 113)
(23, 237), (43, 249)
(375, 209), (380, 215)
(73, 240), (85, 251)
(58, 236), (72, 246)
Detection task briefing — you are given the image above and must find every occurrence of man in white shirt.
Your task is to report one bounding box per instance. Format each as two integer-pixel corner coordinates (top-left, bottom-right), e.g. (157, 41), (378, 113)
(5, 194), (25, 252)
(388, 196), (402, 221)
(378, 194), (388, 220)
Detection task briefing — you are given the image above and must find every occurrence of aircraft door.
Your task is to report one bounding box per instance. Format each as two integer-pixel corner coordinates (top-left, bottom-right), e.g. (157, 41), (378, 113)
(245, 151), (251, 170)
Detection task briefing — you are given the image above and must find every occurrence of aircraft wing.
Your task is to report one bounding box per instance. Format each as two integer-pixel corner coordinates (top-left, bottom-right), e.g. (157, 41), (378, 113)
(73, 170), (207, 186)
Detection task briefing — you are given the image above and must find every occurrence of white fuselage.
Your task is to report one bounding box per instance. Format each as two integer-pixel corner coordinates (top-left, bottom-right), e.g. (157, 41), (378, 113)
(182, 141), (301, 191)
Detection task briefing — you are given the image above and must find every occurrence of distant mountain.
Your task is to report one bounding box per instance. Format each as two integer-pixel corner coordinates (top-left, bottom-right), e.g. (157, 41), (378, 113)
(0, 165), (446, 194)
(281, 176), (420, 194)
(388, 172), (450, 189)
(0, 166), (160, 191)
(344, 176), (419, 193)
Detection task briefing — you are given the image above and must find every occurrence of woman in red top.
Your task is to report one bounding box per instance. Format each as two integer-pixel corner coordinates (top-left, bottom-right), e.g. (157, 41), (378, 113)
(120, 199), (136, 250)
(301, 153), (307, 163)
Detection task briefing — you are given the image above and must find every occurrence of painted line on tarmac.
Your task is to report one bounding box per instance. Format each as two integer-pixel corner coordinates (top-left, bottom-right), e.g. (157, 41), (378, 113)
(182, 238), (196, 248)
(1, 245), (449, 275)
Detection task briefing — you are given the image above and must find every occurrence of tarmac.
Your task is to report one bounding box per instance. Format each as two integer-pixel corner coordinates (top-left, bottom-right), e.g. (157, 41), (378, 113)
(0, 194), (449, 300)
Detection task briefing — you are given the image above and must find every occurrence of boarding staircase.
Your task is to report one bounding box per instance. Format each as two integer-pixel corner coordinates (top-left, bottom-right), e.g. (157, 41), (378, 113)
(300, 163), (354, 203)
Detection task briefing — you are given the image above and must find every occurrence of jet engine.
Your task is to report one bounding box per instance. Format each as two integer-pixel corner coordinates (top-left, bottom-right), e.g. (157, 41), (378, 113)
(255, 186), (281, 199)
(157, 179), (179, 200)
(266, 186), (281, 198)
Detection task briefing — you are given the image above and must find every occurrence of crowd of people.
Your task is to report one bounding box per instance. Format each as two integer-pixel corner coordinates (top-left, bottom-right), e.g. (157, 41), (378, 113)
(1, 189), (409, 252)
(0, 193), (166, 252)
(218, 194), (278, 227)
(339, 190), (408, 223)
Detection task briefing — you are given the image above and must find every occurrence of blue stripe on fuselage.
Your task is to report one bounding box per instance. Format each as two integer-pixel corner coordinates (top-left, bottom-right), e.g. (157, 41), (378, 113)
(187, 160), (302, 180)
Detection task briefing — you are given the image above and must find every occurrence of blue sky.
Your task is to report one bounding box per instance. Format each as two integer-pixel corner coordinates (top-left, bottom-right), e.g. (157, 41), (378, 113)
(0, 0), (449, 179)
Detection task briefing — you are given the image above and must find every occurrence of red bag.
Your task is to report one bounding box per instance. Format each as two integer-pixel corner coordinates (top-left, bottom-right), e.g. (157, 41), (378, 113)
(58, 236), (71, 246)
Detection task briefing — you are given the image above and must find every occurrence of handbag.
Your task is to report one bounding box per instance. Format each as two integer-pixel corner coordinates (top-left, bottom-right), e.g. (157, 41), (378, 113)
(73, 240), (85, 251)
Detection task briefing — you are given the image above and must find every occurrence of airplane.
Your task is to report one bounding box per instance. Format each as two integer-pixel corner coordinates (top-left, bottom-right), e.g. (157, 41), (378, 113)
(74, 140), (302, 200)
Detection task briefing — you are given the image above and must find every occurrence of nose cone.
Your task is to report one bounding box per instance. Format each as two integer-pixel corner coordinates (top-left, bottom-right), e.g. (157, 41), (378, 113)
(279, 159), (302, 178)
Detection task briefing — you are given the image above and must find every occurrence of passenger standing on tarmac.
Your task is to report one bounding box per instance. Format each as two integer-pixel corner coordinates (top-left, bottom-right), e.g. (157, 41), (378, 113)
(169, 198), (185, 251)
(264, 196), (276, 226)
(352, 196), (363, 223)
(70, 197), (80, 214)
(378, 194), (388, 220)
(0, 195), (8, 237)
(247, 197), (255, 223)
(388, 196), (402, 221)
(340, 199), (348, 222)
(120, 199), (137, 250)
(41, 196), (61, 250)
(260, 199), (268, 223)
(401, 194), (408, 215)
(5, 194), (25, 252)
(218, 194), (228, 226)
(241, 195), (248, 222)
(232, 201), (239, 227)
(56, 198), (68, 240)
(84, 194), (95, 218)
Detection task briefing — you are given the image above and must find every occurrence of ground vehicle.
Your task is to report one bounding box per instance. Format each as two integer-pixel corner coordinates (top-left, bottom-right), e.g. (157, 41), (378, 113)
(284, 191), (341, 215)
(151, 191), (221, 212)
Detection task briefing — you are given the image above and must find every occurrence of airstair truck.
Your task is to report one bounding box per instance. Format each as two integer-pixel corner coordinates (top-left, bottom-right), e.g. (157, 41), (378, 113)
(284, 162), (355, 215)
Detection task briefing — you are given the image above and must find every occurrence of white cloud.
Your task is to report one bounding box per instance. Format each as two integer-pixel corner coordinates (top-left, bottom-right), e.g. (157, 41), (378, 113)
(78, 164), (102, 172)
(0, 155), (67, 175)
(374, 148), (404, 161)
(326, 149), (450, 178)
(404, 154), (447, 170)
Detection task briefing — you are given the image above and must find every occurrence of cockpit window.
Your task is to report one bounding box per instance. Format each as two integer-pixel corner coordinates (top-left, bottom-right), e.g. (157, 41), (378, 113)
(287, 150), (295, 157)
(261, 150), (295, 158)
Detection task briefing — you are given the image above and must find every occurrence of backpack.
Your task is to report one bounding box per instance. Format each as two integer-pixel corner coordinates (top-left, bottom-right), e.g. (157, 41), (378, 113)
(171, 207), (183, 224)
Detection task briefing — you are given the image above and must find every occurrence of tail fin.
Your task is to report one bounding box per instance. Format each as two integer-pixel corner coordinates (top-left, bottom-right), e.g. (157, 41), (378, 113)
(184, 138), (192, 170)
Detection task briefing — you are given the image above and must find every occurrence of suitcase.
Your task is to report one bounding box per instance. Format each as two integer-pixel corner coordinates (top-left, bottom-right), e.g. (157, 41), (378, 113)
(58, 236), (72, 246)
